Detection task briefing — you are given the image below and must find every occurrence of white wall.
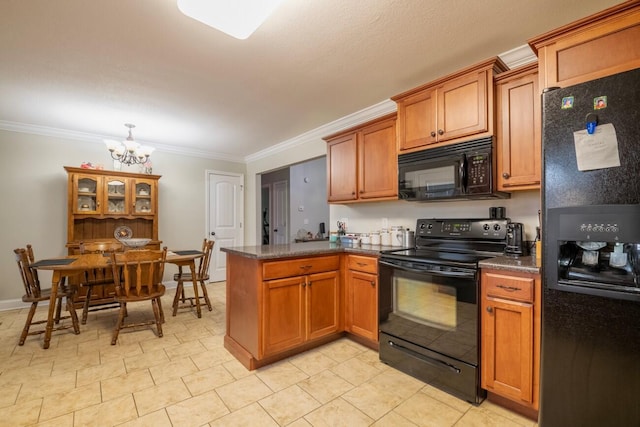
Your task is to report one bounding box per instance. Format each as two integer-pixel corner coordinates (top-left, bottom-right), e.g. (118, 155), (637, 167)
(0, 129), (245, 306)
(330, 190), (541, 241)
(289, 157), (329, 240)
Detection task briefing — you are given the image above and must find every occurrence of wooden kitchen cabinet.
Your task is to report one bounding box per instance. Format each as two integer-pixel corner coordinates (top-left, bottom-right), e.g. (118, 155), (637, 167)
(529, 1), (640, 90)
(262, 270), (340, 357)
(393, 57), (508, 153)
(495, 63), (541, 191)
(65, 166), (161, 252)
(345, 254), (378, 346)
(225, 253), (342, 369)
(481, 269), (541, 414)
(324, 113), (397, 203)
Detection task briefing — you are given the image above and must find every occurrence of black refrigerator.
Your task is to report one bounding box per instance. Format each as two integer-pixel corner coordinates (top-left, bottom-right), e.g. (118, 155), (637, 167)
(541, 68), (640, 426)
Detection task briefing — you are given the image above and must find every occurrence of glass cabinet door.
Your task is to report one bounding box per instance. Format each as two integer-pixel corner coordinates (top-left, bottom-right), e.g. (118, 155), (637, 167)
(105, 178), (127, 214)
(74, 175), (100, 214)
(133, 179), (154, 215)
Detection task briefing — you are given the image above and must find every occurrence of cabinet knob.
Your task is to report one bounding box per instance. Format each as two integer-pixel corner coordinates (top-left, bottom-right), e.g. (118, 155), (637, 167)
(486, 306), (493, 313)
(359, 190), (364, 194)
(438, 129), (444, 136)
(308, 281), (312, 287)
(502, 172), (510, 179)
(352, 191), (356, 196)
(370, 281), (375, 287)
(430, 131), (436, 137)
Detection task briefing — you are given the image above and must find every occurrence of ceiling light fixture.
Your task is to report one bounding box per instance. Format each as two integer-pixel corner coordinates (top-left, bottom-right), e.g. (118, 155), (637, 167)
(104, 124), (155, 166)
(176, 0), (285, 40)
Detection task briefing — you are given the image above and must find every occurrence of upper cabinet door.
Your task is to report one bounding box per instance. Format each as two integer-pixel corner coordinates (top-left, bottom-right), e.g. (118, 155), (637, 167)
(396, 88), (438, 151)
(105, 178), (128, 215)
(358, 117), (397, 199)
(73, 175), (101, 214)
(437, 70), (488, 141)
(132, 178), (157, 215)
(326, 132), (358, 202)
(496, 65), (541, 191)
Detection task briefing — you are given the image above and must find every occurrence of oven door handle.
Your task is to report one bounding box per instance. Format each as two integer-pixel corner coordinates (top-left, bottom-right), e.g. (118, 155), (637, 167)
(387, 339), (461, 374)
(379, 260), (476, 279)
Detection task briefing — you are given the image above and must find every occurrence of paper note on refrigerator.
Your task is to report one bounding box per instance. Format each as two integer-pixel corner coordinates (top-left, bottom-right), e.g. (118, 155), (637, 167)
(573, 123), (620, 171)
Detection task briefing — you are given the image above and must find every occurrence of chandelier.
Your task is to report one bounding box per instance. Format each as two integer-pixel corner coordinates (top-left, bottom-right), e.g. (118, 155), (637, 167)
(104, 124), (155, 166)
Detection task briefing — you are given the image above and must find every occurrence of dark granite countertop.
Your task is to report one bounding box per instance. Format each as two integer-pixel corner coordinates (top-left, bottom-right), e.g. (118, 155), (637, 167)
(479, 255), (541, 274)
(221, 241), (401, 260)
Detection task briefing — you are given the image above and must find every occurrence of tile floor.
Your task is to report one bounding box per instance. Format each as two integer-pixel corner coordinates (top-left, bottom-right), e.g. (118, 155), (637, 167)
(0, 282), (538, 426)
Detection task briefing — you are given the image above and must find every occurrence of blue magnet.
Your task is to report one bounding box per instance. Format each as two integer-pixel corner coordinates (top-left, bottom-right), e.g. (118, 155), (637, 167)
(586, 113), (598, 135)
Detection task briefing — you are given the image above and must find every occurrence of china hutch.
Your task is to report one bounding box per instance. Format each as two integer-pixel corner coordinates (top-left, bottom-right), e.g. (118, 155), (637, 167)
(64, 166), (161, 253)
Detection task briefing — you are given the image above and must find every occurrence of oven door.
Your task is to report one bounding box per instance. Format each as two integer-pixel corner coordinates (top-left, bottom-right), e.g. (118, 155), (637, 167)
(378, 257), (485, 403)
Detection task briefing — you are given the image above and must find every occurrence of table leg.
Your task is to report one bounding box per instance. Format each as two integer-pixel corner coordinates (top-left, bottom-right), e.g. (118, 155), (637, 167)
(189, 261), (201, 318)
(43, 272), (62, 349)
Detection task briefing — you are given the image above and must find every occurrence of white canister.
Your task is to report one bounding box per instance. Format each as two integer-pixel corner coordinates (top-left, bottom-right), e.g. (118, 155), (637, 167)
(360, 233), (371, 245)
(380, 230), (391, 246)
(391, 225), (403, 247)
(370, 232), (381, 245)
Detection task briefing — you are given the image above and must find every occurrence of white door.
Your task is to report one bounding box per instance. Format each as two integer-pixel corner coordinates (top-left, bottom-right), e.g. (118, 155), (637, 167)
(272, 180), (289, 244)
(207, 171), (244, 282)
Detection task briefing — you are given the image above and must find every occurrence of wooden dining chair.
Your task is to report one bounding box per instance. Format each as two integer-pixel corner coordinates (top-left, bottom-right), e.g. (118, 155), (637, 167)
(172, 239), (215, 316)
(14, 247), (80, 345)
(78, 241), (124, 324)
(110, 247), (167, 345)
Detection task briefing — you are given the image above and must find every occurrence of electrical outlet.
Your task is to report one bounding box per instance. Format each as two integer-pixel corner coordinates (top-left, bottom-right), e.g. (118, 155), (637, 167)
(303, 218), (309, 224)
(298, 205), (304, 212)
(381, 217), (388, 229)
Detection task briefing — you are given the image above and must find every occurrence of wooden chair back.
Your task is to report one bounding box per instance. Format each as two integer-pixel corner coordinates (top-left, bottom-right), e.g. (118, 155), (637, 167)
(79, 241), (123, 281)
(111, 248), (167, 299)
(14, 248), (41, 299)
(197, 239), (215, 280)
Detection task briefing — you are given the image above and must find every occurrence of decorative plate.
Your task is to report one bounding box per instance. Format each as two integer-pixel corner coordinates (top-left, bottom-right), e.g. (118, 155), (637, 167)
(114, 225), (133, 240)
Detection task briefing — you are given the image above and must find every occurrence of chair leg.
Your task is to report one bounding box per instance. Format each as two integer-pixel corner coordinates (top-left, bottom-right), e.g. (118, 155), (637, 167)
(54, 295), (63, 324)
(81, 285), (94, 325)
(158, 296), (165, 324)
(199, 280), (213, 311)
(152, 298), (164, 337)
(172, 281), (184, 316)
(19, 302), (38, 345)
(111, 303), (126, 345)
(66, 294), (80, 335)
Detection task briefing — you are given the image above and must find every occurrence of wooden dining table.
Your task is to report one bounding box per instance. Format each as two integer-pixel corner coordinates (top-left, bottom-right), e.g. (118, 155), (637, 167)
(30, 250), (204, 349)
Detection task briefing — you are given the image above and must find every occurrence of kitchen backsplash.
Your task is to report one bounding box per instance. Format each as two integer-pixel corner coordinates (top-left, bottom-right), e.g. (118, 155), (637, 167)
(330, 190), (540, 241)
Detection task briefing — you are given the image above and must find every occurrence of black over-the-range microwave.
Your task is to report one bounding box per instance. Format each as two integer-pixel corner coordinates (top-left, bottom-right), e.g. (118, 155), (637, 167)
(398, 137), (509, 201)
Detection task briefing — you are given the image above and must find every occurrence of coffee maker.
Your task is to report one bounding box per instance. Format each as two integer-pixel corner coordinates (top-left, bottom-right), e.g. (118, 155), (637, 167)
(504, 222), (524, 256)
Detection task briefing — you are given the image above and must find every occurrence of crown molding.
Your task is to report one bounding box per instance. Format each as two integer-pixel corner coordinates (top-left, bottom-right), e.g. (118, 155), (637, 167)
(499, 44), (537, 69)
(0, 48), (536, 165)
(0, 120), (246, 164)
(244, 99), (397, 163)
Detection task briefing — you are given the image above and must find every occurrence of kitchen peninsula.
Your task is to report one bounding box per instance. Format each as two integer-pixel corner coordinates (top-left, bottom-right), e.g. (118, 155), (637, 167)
(221, 242), (394, 370)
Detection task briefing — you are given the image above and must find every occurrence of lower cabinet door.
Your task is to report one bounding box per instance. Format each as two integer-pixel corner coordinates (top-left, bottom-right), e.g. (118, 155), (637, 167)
(306, 271), (340, 340)
(482, 296), (534, 403)
(346, 269), (378, 342)
(262, 276), (305, 357)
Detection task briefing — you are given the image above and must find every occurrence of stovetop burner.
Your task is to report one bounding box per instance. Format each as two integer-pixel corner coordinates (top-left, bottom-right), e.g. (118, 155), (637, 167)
(381, 218), (509, 267)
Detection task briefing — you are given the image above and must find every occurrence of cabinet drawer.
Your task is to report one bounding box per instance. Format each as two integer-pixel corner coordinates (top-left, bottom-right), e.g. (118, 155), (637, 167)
(263, 255), (340, 280)
(484, 272), (534, 303)
(347, 255), (378, 274)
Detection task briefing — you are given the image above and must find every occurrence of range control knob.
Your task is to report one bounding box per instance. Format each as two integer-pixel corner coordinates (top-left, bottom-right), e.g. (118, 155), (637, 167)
(483, 224), (490, 231)
(493, 224), (501, 231)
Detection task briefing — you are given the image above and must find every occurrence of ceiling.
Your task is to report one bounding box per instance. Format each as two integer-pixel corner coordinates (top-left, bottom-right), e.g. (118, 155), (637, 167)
(0, 0), (624, 162)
